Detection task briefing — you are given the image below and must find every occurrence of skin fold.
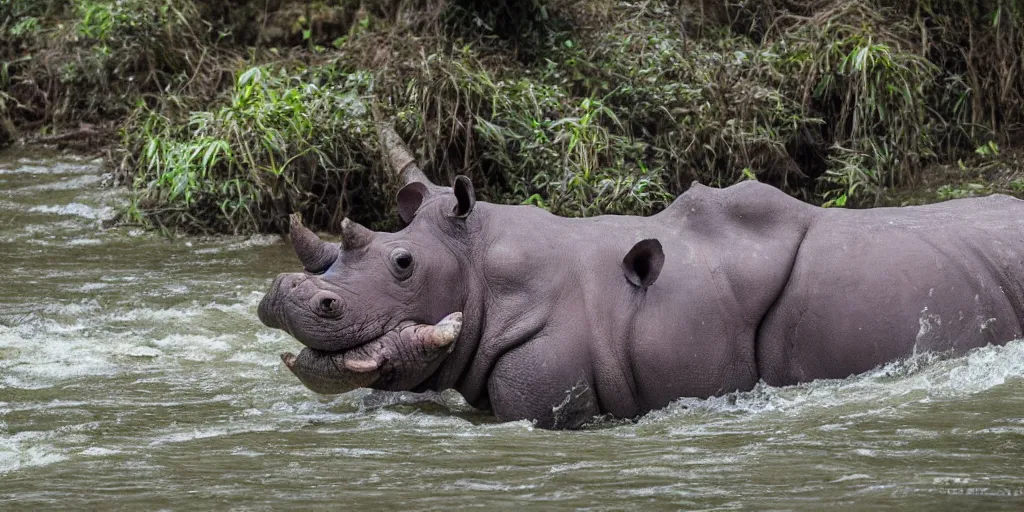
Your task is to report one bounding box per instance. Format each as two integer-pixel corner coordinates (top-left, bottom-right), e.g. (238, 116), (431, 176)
(280, 313), (462, 394)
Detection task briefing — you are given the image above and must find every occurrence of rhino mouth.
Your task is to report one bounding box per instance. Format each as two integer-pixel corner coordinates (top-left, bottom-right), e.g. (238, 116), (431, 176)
(280, 312), (463, 395)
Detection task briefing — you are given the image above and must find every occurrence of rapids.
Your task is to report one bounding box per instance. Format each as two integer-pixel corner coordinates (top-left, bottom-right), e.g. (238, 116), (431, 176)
(2, 149), (1023, 509)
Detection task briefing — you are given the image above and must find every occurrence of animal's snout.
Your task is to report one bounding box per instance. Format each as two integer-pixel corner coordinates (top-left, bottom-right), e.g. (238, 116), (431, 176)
(270, 273), (306, 292)
(258, 273), (307, 329)
(311, 290), (343, 317)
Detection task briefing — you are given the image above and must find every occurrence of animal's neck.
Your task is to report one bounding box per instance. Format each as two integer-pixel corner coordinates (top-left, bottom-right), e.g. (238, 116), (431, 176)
(441, 207), (572, 408)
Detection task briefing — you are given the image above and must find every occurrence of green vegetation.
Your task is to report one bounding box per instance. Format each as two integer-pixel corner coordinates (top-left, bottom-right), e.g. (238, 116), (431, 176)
(129, 66), (382, 233)
(1, 0), (221, 140)
(3, 0), (1024, 233)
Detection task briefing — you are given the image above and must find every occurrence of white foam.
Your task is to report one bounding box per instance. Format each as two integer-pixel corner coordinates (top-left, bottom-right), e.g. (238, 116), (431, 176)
(616, 484), (702, 498)
(642, 340), (1024, 429)
(207, 301), (258, 315)
(80, 447), (122, 456)
(150, 334), (232, 362)
(66, 238), (103, 246)
(39, 299), (102, 316)
(13, 174), (102, 192)
(230, 447), (264, 457)
(123, 346), (164, 358)
(229, 234), (283, 250)
(327, 447), (389, 457)
(446, 479), (539, 492)
(28, 203), (116, 220)
(0, 294), (274, 388)
(226, 351), (280, 366)
(162, 284), (189, 295)
(364, 408), (474, 430)
(193, 234), (283, 255)
(147, 422), (277, 447)
(0, 432), (70, 474)
(0, 156), (97, 175)
(548, 461), (605, 474)
(0, 165), (50, 175)
(831, 473), (873, 483)
(114, 306), (204, 322)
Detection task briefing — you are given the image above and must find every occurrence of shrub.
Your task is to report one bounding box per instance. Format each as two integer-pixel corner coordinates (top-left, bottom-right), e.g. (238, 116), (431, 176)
(128, 65), (384, 234)
(6, 0), (1024, 232)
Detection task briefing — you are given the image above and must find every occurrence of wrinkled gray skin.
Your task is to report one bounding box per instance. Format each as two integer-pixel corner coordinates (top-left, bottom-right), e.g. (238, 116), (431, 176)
(259, 176), (1024, 429)
(278, 313), (462, 394)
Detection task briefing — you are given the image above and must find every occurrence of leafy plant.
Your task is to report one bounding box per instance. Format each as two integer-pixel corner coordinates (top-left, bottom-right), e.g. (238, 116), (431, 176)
(9, 16), (42, 37)
(936, 183), (989, 201)
(976, 141), (1000, 157)
(128, 65), (382, 233)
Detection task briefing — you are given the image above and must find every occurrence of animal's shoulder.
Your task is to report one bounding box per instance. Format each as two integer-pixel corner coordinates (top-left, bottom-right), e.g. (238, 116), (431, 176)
(660, 180), (814, 228)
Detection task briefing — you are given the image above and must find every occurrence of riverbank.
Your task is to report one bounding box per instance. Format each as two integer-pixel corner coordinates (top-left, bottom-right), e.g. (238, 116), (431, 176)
(3, 0), (1023, 233)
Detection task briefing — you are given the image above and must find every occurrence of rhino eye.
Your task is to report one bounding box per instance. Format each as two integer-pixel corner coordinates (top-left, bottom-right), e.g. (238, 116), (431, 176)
(389, 248), (414, 279)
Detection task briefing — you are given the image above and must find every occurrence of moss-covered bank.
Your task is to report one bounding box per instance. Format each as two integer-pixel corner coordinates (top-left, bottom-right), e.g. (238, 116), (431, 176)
(3, 0), (1023, 233)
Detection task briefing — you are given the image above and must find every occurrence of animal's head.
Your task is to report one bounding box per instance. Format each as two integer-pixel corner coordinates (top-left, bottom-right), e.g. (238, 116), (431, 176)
(258, 126), (481, 393)
(258, 177), (476, 351)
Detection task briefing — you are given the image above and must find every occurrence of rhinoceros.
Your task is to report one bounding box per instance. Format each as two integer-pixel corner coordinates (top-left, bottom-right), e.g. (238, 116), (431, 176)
(258, 128), (1024, 429)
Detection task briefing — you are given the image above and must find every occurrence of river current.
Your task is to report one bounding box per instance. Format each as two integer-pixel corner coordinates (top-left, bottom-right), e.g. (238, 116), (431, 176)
(1, 149), (1023, 510)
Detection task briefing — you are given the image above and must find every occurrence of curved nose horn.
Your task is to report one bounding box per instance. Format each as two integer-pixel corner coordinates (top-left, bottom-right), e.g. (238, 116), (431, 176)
(379, 122), (434, 187)
(289, 214), (339, 274)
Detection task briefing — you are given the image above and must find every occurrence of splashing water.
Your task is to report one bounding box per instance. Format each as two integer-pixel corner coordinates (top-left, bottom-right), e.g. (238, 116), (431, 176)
(1, 148), (1024, 509)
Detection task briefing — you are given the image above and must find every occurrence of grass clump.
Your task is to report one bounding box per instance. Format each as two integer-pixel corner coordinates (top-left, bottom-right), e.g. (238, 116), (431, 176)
(127, 65), (384, 234)
(721, 0), (1024, 206)
(391, 45), (676, 218)
(2, 0), (227, 142)
(777, 1), (940, 205)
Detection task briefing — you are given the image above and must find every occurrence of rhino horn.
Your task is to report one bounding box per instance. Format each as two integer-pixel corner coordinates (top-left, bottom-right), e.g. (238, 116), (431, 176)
(289, 214), (339, 274)
(340, 218), (374, 251)
(378, 122), (434, 187)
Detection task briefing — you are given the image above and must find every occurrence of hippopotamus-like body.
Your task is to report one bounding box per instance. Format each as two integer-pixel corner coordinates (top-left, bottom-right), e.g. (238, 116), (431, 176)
(258, 130), (1024, 429)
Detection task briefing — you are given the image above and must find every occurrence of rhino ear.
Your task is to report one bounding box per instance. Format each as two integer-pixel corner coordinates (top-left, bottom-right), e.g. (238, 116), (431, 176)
(397, 182), (428, 224)
(452, 175), (475, 218)
(622, 239), (664, 289)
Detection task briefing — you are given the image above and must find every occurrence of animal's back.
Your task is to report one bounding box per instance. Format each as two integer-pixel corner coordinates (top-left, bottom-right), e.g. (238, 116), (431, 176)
(757, 193), (1024, 385)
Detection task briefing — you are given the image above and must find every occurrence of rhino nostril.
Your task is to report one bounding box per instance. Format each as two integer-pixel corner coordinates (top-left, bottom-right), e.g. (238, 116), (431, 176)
(310, 291), (342, 317)
(319, 297), (338, 312)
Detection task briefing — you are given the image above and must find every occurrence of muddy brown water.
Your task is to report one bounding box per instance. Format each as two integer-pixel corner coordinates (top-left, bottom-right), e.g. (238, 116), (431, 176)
(2, 149), (1024, 510)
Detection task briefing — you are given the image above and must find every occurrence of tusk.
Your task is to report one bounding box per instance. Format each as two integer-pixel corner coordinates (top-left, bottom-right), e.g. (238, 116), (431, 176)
(280, 350), (380, 395)
(414, 312), (463, 350)
(343, 356), (381, 373)
(279, 313), (464, 395)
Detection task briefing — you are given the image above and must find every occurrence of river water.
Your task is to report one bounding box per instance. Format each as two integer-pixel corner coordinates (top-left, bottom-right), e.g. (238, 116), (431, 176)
(1, 149), (1023, 510)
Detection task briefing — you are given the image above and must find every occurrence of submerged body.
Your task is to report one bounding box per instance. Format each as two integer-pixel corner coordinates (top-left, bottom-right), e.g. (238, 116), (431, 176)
(259, 159), (1024, 428)
(431, 181), (1024, 426)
